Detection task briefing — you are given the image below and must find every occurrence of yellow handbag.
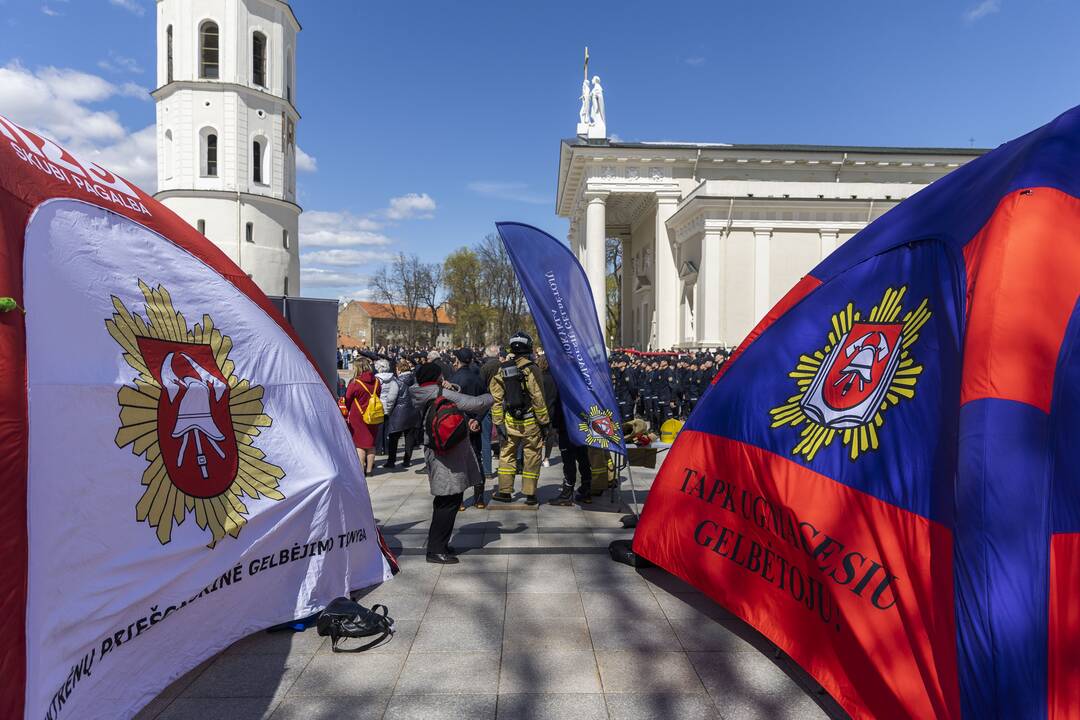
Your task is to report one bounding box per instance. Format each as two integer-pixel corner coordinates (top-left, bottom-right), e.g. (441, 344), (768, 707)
(354, 380), (385, 424)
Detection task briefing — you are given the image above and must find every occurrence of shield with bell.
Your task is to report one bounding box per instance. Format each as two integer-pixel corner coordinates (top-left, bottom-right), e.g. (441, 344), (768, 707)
(800, 322), (904, 429)
(137, 338), (239, 498)
(591, 414), (618, 442)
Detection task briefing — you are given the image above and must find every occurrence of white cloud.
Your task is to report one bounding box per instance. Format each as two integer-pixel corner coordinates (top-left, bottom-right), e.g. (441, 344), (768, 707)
(384, 192), (436, 220)
(338, 288), (375, 301)
(299, 201), (430, 298)
(301, 248), (395, 267)
(965, 0), (1000, 21)
(98, 51), (144, 75)
(467, 180), (547, 205)
(300, 267), (370, 289)
(109, 0), (145, 16)
(295, 146), (317, 173)
(0, 61), (156, 189)
(300, 210), (390, 248)
(685, 56), (705, 66)
(79, 124), (157, 192)
(41, 5), (61, 16)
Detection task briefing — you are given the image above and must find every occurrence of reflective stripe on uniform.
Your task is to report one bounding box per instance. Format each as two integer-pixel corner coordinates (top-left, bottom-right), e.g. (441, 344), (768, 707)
(521, 472), (539, 479)
(497, 468), (516, 475)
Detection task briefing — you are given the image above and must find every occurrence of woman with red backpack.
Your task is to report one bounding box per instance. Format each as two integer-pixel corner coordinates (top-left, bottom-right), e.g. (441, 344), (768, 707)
(411, 362), (493, 564)
(345, 357), (382, 476)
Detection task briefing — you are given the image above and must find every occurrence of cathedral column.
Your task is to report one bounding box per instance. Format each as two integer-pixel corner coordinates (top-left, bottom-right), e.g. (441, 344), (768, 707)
(753, 227), (772, 323)
(819, 228), (839, 260)
(584, 190), (609, 340)
(569, 215), (580, 261)
(700, 228), (724, 346)
(654, 192), (681, 349)
(574, 206), (588, 268)
(619, 233), (633, 348)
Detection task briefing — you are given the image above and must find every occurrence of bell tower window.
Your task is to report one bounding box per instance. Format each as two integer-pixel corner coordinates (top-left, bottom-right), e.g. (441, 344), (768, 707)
(199, 21), (219, 79)
(252, 139), (263, 184)
(201, 131), (218, 177)
(252, 32), (267, 87)
(166, 25), (173, 83)
(286, 48), (293, 103)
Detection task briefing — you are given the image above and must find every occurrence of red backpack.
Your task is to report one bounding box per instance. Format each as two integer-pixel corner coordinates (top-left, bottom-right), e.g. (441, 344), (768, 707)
(424, 389), (470, 454)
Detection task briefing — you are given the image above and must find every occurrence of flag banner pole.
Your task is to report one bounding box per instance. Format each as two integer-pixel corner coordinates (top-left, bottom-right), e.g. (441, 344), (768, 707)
(495, 222), (626, 457)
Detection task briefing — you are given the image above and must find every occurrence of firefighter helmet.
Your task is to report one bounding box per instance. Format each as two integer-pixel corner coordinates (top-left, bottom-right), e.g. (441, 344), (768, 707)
(508, 332), (534, 355)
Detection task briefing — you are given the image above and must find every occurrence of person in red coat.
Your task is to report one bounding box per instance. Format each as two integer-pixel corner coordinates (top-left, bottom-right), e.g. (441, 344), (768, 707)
(345, 357), (381, 475)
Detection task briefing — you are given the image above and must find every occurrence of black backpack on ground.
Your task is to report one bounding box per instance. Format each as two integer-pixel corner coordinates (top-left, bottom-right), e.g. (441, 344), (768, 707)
(500, 359), (534, 420)
(316, 597), (394, 652)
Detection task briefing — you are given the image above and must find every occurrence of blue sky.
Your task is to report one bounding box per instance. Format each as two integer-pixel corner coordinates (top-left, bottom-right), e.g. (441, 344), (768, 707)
(1, 0), (1079, 299)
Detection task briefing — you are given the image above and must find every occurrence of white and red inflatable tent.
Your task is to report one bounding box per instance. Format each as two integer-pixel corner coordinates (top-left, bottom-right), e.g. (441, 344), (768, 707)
(0, 113), (393, 720)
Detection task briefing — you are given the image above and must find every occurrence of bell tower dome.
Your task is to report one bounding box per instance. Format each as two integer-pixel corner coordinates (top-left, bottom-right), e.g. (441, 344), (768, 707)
(153, 0), (301, 296)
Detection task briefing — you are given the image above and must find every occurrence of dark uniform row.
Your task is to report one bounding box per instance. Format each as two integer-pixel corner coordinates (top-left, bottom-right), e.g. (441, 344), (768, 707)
(610, 351), (729, 430)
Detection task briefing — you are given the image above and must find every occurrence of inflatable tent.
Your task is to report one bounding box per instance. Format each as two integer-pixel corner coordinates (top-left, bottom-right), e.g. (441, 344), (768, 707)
(0, 113), (392, 719)
(634, 105), (1080, 719)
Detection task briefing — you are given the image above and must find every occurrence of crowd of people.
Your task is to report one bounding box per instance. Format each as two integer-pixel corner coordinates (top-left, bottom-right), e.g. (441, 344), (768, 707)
(337, 337), (730, 565)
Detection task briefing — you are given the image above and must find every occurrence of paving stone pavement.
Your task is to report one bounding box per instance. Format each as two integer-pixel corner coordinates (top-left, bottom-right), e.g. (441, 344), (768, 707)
(137, 452), (848, 720)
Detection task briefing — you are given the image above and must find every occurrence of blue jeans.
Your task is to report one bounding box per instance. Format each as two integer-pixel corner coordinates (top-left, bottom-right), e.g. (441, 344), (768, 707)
(480, 413), (493, 477)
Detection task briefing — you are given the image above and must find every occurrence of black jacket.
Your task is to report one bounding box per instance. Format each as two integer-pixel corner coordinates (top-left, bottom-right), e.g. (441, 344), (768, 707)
(387, 372), (420, 434)
(450, 365), (485, 396)
(480, 357), (500, 392)
(541, 369), (560, 428)
(450, 365), (486, 420)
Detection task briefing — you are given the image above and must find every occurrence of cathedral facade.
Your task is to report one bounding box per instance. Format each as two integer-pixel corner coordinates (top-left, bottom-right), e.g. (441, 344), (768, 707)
(558, 84), (984, 350)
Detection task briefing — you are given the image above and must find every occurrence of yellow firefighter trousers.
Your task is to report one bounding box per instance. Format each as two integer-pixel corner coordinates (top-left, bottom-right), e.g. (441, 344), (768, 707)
(498, 424), (544, 496)
(587, 448), (613, 496)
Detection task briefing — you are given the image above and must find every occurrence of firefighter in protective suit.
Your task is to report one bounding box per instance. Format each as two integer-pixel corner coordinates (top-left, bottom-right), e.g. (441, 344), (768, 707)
(490, 332), (550, 505)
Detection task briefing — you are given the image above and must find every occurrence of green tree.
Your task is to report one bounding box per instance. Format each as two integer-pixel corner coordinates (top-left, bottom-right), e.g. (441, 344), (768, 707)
(443, 247), (492, 345)
(606, 236), (622, 346)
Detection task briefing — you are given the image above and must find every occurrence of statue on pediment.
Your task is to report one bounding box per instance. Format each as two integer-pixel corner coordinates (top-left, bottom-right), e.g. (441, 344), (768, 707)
(577, 48), (607, 139)
(589, 76), (605, 127)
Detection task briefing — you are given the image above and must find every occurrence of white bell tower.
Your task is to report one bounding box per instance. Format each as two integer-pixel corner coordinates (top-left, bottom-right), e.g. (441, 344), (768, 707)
(153, 0), (301, 296)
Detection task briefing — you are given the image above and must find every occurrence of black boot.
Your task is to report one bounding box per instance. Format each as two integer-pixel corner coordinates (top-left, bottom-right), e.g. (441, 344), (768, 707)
(548, 487), (574, 506)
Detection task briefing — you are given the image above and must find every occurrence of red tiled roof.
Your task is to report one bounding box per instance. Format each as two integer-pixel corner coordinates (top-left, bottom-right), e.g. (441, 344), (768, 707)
(337, 335), (364, 349)
(355, 301), (455, 325)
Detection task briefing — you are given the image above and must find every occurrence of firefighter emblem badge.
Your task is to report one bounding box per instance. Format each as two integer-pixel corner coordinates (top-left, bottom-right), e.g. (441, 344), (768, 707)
(107, 281), (285, 546)
(579, 404), (621, 450)
(770, 286), (930, 461)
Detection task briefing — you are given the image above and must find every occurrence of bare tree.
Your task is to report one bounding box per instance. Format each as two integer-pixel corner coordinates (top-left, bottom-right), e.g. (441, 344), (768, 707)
(477, 233), (532, 342)
(368, 252), (425, 346)
(416, 261), (446, 346)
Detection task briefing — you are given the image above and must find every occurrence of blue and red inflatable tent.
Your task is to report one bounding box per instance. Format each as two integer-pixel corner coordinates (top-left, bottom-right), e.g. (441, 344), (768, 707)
(635, 105), (1080, 720)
